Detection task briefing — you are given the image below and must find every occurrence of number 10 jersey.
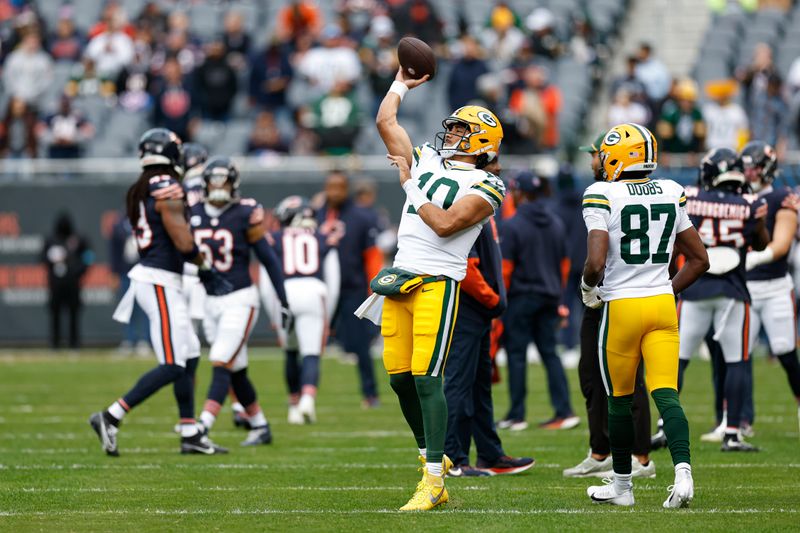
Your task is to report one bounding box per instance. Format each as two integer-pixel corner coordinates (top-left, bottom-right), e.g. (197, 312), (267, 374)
(582, 177), (693, 302)
(393, 143), (505, 282)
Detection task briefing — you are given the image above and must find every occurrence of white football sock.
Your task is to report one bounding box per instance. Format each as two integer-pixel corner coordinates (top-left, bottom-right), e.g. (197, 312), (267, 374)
(418, 447), (427, 457)
(249, 411), (267, 428)
(427, 462), (443, 476)
(107, 401), (127, 421)
(613, 472), (632, 493)
(200, 411), (216, 430)
(180, 423), (199, 437)
(232, 402), (245, 414)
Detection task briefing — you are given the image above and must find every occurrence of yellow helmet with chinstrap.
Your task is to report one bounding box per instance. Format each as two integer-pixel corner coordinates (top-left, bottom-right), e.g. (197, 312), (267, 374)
(599, 123), (658, 181)
(434, 105), (503, 168)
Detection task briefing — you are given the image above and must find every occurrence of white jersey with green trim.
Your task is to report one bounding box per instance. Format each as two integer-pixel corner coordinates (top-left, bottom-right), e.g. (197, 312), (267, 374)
(393, 143), (505, 281)
(582, 177), (692, 301)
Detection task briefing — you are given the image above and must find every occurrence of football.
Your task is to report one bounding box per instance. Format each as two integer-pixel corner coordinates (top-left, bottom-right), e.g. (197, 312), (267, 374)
(397, 36), (437, 81)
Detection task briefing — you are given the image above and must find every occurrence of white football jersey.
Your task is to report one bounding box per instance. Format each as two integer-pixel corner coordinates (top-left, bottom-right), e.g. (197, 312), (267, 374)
(393, 144), (505, 281)
(582, 177), (693, 301)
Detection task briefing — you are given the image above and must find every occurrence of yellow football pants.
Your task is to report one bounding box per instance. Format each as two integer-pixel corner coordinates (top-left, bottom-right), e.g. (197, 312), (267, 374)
(598, 294), (679, 397)
(381, 278), (460, 377)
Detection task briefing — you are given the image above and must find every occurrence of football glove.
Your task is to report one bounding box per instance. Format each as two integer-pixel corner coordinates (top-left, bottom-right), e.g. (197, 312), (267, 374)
(198, 266), (234, 296)
(580, 278), (603, 309)
(281, 305), (295, 332)
(745, 247), (774, 271)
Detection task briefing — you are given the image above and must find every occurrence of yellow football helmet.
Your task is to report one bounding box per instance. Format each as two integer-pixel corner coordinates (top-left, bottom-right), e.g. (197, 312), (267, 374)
(435, 105), (503, 167)
(599, 123), (658, 181)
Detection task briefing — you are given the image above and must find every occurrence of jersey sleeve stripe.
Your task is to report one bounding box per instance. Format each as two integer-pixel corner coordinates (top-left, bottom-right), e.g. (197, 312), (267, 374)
(582, 197), (609, 206)
(583, 202), (611, 211)
(472, 182), (504, 204)
(679, 195), (687, 207)
(413, 147), (422, 164)
(583, 194), (609, 202)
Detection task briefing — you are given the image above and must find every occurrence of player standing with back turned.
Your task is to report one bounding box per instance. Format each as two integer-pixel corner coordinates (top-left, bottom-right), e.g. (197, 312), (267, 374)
(581, 123), (709, 508)
(371, 66), (505, 510)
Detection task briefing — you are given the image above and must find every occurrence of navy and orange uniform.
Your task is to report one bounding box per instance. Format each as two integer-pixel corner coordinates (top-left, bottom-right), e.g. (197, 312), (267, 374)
(747, 185), (799, 282)
(680, 186), (767, 302)
(188, 198), (265, 291)
(136, 174), (185, 274)
(183, 174), (205, 208)
(269, 227), (330, 281)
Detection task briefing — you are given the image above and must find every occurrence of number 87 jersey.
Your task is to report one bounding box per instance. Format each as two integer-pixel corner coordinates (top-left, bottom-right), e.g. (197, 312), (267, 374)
(582, 177), (693, 302)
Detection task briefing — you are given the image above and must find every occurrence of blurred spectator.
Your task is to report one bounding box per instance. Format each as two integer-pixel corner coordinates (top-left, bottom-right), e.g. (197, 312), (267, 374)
(526, 7), (562, 60)
(48, 10), (84, 62)
(508, 64), (562, 151)
(115, 38), (154, 113)
(360, 16), (398, 111)
(611, 56), (648, 106)
(634, 42), (671, 105)
(222, 10), (251, 70)
(149, 12), (202, 75)
(738, 43), (776, 114)
(42, 212), (93, 350)
(390, 0), (444, 47)
(88, 0), (135, 39)
(448, 35), (489, 110)
(38, 96), (95, 158)
(136, 2), (168, 39)
(703, 79), (749, 151)
(480, 4), (526, 69)
(249, 39), (293, 112)
(297, 24), (361, 95)
(151, 56), (195, 141)
(193, 39), (237, 121)
(247, 110), (289, 155)
(85, 9), (135, 79)
(110, 209), (149, 356)
(276, 0), (323, 44)
(0, 97), (38, 158)
(750, 73), (789, 152)
(2, 30), (53, 106)
(66, 57), (116, 100)
(657, 79), (705, 155)
(608, 88), (650, 128)
(305, 80), (360, 155)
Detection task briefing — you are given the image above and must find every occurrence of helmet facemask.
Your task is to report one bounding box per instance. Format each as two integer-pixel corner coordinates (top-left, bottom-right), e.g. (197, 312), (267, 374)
(435, 118), (475, 158)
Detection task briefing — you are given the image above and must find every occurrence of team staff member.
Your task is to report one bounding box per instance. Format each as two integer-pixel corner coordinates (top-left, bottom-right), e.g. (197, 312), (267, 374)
(564, 132), (654, 478)
(444, 157), (535, 477)
(498, 172), (579, 431)
(317, 171), (383, 407)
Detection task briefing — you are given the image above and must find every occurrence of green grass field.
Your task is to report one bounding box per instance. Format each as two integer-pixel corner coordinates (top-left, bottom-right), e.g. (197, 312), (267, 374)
(0, 349), (798, 532)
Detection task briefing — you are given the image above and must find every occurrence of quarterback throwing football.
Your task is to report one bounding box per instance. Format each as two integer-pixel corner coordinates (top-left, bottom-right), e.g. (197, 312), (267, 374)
(371, 68), (505, 511)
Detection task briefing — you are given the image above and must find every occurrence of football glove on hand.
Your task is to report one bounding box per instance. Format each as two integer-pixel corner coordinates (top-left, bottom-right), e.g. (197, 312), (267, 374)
(199, 266), (234, 296)
(281, 305), (294, 332)
(745, 247), (774, 271)
(580, 278), (603, 309)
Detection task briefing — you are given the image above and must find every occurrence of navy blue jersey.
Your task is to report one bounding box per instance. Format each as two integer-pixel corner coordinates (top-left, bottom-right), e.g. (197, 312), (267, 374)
(135, 174), (185, 274)
(681, 186), (767, 302)
(270, 227), (329, 281)
(316, 199), (380, 293)
(747, 185), (799, 281)
(189, 198), (265, 291)
(183, 174), (205, 208)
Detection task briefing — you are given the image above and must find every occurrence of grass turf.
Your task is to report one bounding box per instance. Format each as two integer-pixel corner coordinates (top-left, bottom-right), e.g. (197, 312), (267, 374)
(0, 349), (798, 532)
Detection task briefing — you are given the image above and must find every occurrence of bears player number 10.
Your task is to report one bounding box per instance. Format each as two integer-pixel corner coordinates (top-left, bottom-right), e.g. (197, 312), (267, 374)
(282, 231), (320, 276)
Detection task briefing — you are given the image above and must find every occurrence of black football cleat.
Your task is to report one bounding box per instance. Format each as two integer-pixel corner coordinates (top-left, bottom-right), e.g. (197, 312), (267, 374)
(89, 411), (119, 457)
(721, 433), (759, 452)
(241, 424), (273, 446)
(181, 428), (229, 455)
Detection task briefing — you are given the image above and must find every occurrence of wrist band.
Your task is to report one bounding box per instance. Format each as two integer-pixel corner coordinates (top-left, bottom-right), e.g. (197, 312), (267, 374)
(580, 278), (595, 291)
(389, 80), (409, 101)
(402, 180), (431, 211)
(182, 243), (201, 262)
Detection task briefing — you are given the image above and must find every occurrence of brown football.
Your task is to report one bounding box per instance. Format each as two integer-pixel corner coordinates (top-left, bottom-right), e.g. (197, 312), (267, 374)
(397, 37), (437, 81)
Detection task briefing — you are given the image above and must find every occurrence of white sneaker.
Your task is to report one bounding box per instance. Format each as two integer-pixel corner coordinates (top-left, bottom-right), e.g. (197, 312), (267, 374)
(561, 348), (580, 370)
(700, 422), (726, 442)
(287, 405), (304, 425)
(739, 424), (755, 438)
(298, 394), (316, 424)
(631, 457), (656, 478)
(563, 453), (612, 478)
(587, 478), (635, 506)
(509, 420), (529, 431)
(663, 465), (693, 508)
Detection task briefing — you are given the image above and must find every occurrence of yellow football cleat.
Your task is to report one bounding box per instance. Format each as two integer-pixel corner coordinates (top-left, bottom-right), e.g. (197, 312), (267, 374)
(400, 455), (453, 511)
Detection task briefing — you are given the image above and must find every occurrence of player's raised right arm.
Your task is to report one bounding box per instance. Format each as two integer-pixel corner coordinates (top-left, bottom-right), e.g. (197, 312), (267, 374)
(375, 68), (429, 167)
